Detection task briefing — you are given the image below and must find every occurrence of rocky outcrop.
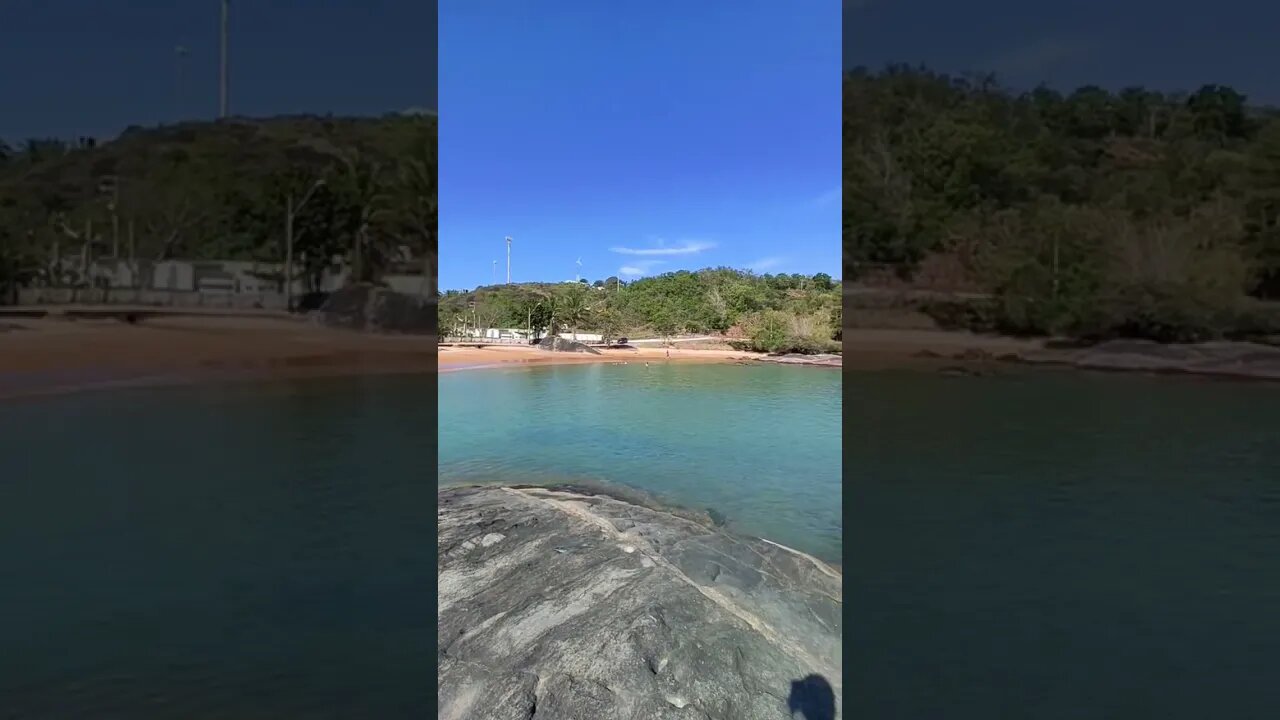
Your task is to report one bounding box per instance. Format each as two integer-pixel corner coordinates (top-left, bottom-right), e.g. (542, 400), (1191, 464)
(438, 485), (842, 720)
(1018, 339), (1280, 380)
(315, 283), (435, 334)
(756, 353), (842, 367)
(535, 336), (602, 354)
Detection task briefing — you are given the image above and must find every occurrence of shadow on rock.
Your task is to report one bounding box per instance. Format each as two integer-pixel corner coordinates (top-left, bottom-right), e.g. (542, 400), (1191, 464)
(788, 674), (835, 720)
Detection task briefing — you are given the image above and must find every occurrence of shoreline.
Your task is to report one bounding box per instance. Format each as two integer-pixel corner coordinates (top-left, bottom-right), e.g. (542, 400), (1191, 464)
(440, 479), (844, 570)
(6, 313), (1277, 400)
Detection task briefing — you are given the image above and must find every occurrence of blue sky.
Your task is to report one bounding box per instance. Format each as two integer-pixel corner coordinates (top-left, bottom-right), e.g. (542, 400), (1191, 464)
(0, 0), (437, 143)
(438, 0), (841, 291)
(845, 0), (1280, 104)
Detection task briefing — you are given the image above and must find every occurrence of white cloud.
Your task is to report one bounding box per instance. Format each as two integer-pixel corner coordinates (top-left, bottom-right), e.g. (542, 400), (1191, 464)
(812, 186), (841, 207)
(618, 260), (665, 277)
(747, 257), (785, 272)
(610, 240), (715, 256)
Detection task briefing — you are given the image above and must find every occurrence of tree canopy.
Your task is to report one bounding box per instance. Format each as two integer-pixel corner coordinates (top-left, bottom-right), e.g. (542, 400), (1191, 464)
(439, 268), (841, 353)
(0, 113), (437, 297)
(845, 66), (1280, 340)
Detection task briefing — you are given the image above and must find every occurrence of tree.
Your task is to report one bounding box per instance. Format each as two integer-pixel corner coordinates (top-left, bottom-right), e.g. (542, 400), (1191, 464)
(595, 306), (625, 345)
(558, 287), (589, 339)
(390, 124), (438, 296)
(336, 149), (392, 284)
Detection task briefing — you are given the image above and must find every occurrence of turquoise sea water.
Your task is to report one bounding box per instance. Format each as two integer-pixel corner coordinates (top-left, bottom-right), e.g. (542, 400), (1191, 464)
(438, 363), (844, 563)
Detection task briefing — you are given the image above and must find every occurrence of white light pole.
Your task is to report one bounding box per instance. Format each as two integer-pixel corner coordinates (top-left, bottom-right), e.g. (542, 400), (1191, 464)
(219, 0), (230, 119)
(505, 236), (512, 284)
(175, 45), (189, 119)
(284, 178), (325, 311)
(492, 260), (497, 285)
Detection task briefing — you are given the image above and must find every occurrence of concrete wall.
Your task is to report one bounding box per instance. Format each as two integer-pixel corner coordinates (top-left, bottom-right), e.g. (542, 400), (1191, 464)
(149, 260), (197, 291)
(383, 273), (431, 296)
(16, 287), (286, 310)
(82, 258), (351, 295)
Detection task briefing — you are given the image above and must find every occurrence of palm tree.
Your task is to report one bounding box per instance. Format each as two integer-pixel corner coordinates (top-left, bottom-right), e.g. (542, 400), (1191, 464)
(537, 293), (561, 337)
(558, 290), (589, 340)
(337, 149), (391, 284)
(393, 131), (437, 296)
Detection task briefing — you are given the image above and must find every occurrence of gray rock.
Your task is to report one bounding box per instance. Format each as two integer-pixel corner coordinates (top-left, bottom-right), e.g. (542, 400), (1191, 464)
(756, 353), (842, 367)
(438, 485), (842, 720)
(316, 283), (435, 334)
(535, 336), (602, 354)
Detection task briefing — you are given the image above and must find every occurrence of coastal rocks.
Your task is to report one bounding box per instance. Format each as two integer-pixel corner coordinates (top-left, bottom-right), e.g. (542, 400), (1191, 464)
(1020, 339), (1280, 380)
(315, 283), (435, 334)
(438, 485), (842, 720)
(756, 353), (842, 367)
(535, 336), (602, 354)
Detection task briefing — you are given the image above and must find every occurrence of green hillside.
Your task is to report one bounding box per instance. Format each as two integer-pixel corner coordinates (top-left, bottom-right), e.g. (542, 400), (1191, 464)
(0, 113), (437, 297)
(845, 66), (1280, 341)
(440, 268), (841, 353)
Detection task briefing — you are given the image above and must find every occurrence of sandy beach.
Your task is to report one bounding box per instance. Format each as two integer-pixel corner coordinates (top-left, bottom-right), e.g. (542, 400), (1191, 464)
(439, 343), (753, 371)
(1, 311), (1074, 400)
(0, 313), (764, 399)
(0, 314), (444, 400)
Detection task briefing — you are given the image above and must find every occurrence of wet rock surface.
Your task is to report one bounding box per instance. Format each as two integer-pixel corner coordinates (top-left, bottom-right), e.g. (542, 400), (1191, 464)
(756, 353), (842, 367)
(438, 485), (842, 720)
(1019, 339), (1280, 380)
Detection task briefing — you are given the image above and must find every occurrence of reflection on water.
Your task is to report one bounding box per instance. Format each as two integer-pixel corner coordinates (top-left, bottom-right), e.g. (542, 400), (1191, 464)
(848, 370), (1280, 718)
(0, 376), (434, 716)
(439, 363), (843, 563)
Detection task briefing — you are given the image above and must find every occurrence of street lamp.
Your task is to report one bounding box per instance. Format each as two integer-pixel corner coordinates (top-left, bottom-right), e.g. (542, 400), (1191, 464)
(285, 177), (325, 311)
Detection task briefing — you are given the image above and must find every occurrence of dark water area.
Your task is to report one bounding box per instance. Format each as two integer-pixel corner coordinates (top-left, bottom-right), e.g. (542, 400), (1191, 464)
(849, 369), (1280, 718)
(0, 376), (435, 717)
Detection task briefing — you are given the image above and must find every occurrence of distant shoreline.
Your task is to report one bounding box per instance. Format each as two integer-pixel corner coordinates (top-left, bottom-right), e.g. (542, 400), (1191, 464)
(6, 314), (1275, 401)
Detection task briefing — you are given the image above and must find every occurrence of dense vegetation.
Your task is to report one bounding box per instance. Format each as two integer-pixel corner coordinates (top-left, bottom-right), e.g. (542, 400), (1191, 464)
(845, 66), (1280, 341)
(439, 268), (841, 353)
(0, 113), (437, 300)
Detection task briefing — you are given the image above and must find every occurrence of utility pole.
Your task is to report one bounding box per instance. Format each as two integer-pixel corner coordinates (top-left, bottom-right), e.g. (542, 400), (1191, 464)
(175, 45), (189, 120)
(506, 236), (512, 284)
(127, 219), (136, 288)
(219, 0), (230, 119)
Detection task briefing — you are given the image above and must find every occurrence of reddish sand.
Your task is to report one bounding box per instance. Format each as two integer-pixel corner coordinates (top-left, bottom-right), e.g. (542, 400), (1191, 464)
(1, 312), (1047, 399)
(0, 315), (441, 399)
(0, 315), (759, 399)
(439, 344), (753, 371)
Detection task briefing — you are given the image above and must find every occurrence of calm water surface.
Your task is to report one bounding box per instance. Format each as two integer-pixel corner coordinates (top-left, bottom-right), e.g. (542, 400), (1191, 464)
(848, 369), (1280, 719)
(438, 363), (844, 563)
(0, 376), (435, 717)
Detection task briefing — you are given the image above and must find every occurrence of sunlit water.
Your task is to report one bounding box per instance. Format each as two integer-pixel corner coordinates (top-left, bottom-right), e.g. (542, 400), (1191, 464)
(848, 369), (1280, 718)
(438, 363), (844, 563)
(0, 376), (434, 717)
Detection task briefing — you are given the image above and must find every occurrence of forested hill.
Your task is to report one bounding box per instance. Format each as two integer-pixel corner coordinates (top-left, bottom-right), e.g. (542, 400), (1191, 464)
(439, 268), (841, 353)
(844, 66), (1280, 341)
(0, 113), (437, 292)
